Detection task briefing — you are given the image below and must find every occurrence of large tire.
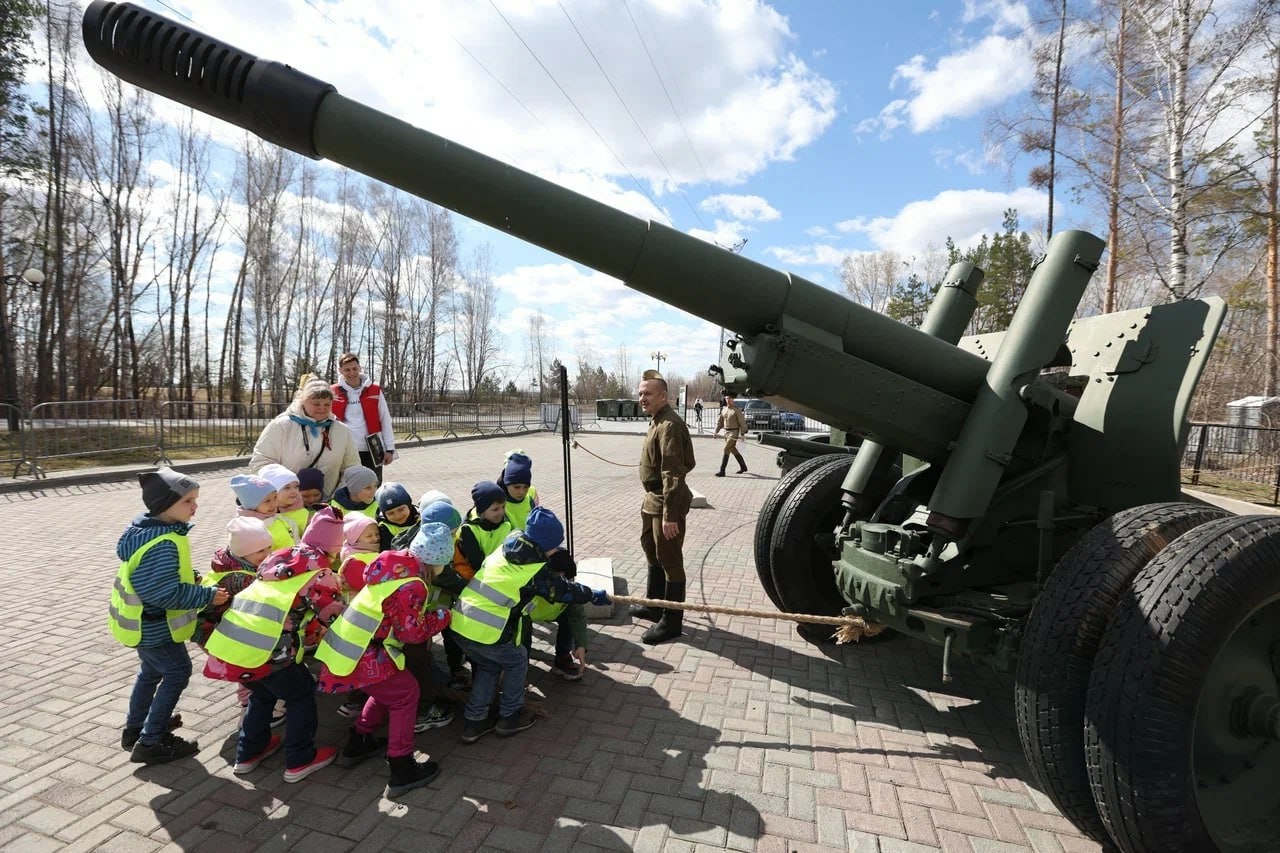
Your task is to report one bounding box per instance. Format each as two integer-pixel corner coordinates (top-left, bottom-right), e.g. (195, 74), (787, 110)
(1015, 502), (1230, 846)
(769, 456), (855, 643)
(753, 454), (847, 610)
(1084, 515), (1280, 853)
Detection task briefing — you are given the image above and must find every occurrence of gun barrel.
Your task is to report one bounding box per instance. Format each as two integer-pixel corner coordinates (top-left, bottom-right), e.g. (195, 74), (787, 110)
(84, 0), (992, 406)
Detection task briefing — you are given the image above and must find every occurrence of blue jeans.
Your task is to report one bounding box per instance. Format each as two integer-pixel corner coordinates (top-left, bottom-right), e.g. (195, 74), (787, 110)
(453, 633), (528, 721)
(238, 663), (318, 769)
(126, 642), (192, 745)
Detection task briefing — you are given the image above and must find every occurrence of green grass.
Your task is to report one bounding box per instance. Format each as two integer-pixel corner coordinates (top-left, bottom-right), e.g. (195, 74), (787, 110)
(1183, 470), (1280, 507)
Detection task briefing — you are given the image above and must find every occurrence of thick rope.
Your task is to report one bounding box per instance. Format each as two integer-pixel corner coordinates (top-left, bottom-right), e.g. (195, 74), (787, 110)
(610, 593), (888, 642)
(571, 439), (639, 468)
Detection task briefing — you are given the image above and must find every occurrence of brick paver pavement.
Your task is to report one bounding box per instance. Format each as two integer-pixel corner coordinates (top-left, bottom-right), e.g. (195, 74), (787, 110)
(0, 431), (1102, 852)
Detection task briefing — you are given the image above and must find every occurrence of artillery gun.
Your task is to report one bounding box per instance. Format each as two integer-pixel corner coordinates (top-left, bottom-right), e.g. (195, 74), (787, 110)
(83, 3), (1280, 850)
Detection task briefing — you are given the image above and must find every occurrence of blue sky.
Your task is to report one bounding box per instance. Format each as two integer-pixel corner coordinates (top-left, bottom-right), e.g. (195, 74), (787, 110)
(78, 0), (1062, 390)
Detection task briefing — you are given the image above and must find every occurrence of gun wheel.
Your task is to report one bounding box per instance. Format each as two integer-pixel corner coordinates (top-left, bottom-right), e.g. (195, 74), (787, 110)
(753, 453), (848, 611)
(1015, 501), (1230, 845)
(1084, 515), (1280, 853)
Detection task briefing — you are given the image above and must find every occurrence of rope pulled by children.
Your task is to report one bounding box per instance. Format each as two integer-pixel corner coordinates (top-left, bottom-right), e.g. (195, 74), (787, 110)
(570, 439), (639, 468)
(609, 594), (889, 644)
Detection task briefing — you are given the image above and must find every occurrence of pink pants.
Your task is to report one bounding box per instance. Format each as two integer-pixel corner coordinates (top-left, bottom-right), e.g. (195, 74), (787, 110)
(354, 669), (420, 758)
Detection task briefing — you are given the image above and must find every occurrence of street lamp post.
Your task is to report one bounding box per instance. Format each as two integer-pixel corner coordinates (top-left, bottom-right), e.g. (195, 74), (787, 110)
(649, 350), (667, 374)
(0, 268), (44, 432)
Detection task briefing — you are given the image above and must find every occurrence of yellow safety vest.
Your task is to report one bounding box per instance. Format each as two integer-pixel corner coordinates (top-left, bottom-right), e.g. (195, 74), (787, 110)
(281, 507), (310, 534)
(109, 532), (199, 647)
(267, 514), (299, 550)
(332, 498), (378, 519)
(449, 551), (544, 646)
(204, 571), (316, 667)
(201, 567), (256, 588)
(314, 577), (425, 676)
(504, 485), (538, 532)
(380, 519), (413, 541)
(462, 518), (513, 559)
(527, 595), (566, 623)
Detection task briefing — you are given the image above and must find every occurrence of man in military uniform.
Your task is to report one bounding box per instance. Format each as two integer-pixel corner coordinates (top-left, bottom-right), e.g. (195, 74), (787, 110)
(634, 369), (696, 644)
(713, 392), (749, 476)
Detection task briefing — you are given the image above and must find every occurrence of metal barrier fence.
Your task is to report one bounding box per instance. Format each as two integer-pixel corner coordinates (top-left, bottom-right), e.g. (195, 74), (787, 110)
(26, 399), (163, 476)
(1182, 422), (1280, 505)
(1, 398), (550, 479)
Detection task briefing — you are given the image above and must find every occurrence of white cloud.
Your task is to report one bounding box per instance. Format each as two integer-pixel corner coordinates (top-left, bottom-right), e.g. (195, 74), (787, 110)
(764, 244), (849, 267)
(932, 144), (1002, 175)
(701, 193), (781, 222)
(804, 225), (830, 238)
(836, 187), (1046, 255)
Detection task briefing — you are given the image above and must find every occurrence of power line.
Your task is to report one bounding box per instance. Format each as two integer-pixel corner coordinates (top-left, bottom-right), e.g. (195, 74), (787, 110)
(485, 0), (664, 216)
(556, 0), (707, 229)
(449, 35), (547, 130)
(621, 0), (710, 186)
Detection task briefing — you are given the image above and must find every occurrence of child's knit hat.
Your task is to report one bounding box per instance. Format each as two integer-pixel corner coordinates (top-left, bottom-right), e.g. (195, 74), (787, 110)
(138, 467), (199, 515)
(417, 489), (451, 513)
(502, 450), (533, 486)
(258, 543), (328, 580)
(409, 522), (455, 567)
(227, 516), (274, 558)
(257, 463), (299, 491)
(471, 481), (506, 514)
(301, 507), (345, 554)
(343, 513), (378, 548)
(342, 465), (379, 495)
(523, 505), (564, 554)
(421, 500), (463, 532)
(296, 467), (325, 495)
(376, 482), (412, 512)
(230, 474), (276, 509)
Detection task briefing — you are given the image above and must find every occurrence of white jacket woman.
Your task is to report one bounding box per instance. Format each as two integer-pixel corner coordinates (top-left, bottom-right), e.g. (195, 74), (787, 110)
(250, 379), (360, 498)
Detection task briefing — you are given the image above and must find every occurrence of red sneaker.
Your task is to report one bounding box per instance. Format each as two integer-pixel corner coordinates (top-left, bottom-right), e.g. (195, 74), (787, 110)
(283, 745), (337, 783)
(233, 734), (282, 775)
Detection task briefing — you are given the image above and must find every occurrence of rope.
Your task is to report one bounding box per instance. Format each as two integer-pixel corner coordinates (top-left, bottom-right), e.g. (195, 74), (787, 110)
(610, 594), (889, 642)
(571, 439), (639, 468)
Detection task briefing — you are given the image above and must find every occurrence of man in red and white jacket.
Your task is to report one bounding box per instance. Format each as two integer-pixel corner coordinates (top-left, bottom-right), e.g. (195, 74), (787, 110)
(334, 352), (397, 483)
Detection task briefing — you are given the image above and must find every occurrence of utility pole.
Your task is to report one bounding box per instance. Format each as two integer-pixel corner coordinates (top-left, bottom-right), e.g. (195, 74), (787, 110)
(650, 350), (667, 373)
(0, 268), (44, 432)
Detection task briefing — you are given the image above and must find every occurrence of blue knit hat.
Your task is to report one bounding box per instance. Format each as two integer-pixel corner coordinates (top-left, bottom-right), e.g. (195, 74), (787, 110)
(471, 481), (506, 514)
(421, 500), (463, 532)
(523, 505), (564, 554)
(502, 450), (533, 486)
(230, 474), (276, 509)
(376, 481), (412, 512)
(410, 522), (455, 567)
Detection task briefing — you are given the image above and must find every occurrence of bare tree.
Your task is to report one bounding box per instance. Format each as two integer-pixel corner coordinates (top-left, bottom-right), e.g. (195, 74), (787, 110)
(425, 205), (457, 399)
(839, 250), (901, 313)
(452, 245), (501, 399)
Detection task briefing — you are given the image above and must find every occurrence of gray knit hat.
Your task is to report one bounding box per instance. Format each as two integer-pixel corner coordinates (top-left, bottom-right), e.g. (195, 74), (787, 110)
(341, 465), (379, 494)
(138, 467), (199, 515)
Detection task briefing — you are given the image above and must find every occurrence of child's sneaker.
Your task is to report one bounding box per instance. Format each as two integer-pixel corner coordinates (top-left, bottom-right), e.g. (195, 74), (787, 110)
(283, 745), (337, 783)
(447, 668), (470, 691)
(552, 654), (583, 682)
(121, 715), (182, 750)
(460, 713), (498, 744)
(414, 704), (454, 732)
(130, 732), (199, 764)
(336, 697), (363, 718)
(495, 709), (537, 737)
(270, 700), (287, 728)
(233, 734), (283, 775)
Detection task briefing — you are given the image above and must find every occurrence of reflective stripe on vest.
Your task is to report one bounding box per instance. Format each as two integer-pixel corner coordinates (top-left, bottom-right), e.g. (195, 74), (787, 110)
(202, 568), (255, 588)
(267, 515), (298, 550)
(204, 571), (316, 667)
(108, 532), (197, 647)
(313, 576), (425, 677)
(504, 486), (538, 532)
(449, 551), (544, 645)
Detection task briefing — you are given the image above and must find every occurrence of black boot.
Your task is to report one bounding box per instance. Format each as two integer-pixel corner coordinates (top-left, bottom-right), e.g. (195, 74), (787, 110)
(733, 450), (748, 474)
(642, 581), (684, 645)
(386, 753), (440, 798)
(715, 453), (729, 477)
(336, 727), (385, 768)
(629, 564), (665, 622)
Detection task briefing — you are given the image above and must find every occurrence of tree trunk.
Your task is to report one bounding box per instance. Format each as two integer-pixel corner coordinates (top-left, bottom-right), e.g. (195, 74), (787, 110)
(1266, 38), (1279, 396)
(1047, 0), (1067, 239)
(1167, 0), (1191, 300)
(1105, 1), (1126, 313)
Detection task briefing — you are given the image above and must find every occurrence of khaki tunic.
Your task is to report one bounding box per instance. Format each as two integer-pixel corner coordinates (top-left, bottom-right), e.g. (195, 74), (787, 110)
(639, 404), (696, 521)
(717, 405), (748, 451)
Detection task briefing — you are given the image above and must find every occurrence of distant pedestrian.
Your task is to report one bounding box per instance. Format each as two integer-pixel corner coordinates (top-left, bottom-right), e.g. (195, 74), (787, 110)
(110, 467), (222, 764)
(693, 398), (704, 431)
(334, 352), (397, 484)
(714, 392), (749, 477)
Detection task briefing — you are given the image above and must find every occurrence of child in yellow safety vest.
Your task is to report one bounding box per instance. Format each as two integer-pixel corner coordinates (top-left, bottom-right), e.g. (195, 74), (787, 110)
(314, 540), (454, 799)
(374, 482), (419, 549)
(230, 473), (289, 547)
(496, 449), (539, 532)
(296, 467), (328, 514)
(110, 467), (223, 765)
(331, 465), (379, 517)
(258, 463), (309, 547)
(203, 544), (345, 783)
(332, 513), (384, 719)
